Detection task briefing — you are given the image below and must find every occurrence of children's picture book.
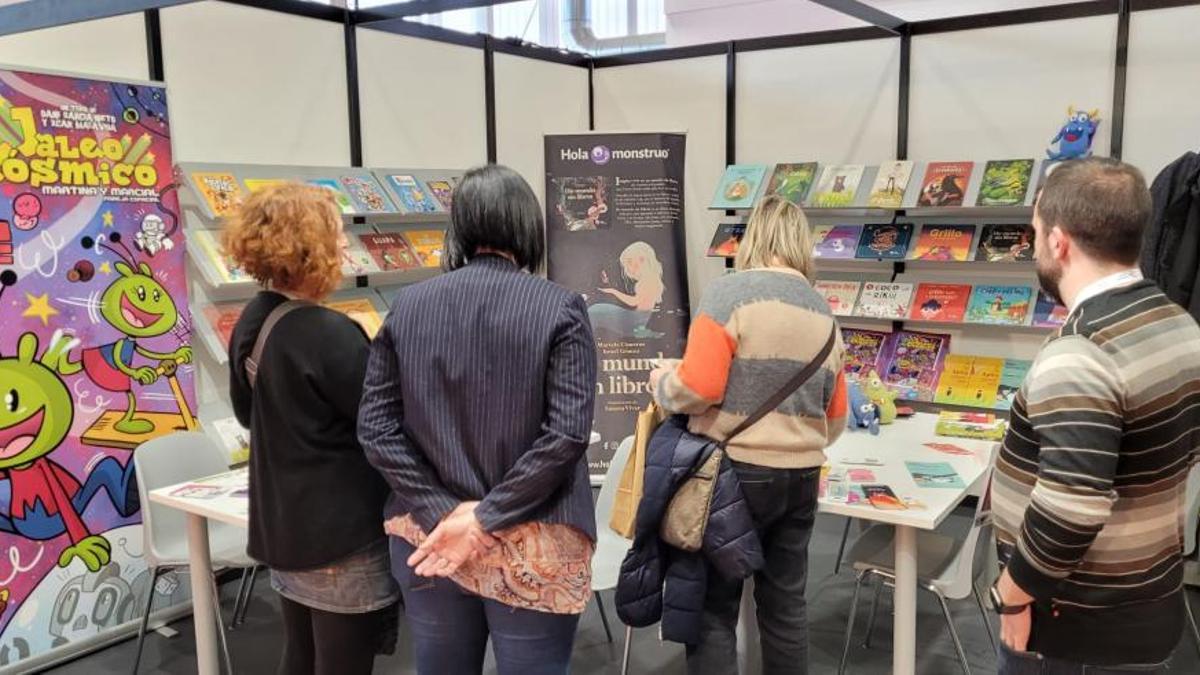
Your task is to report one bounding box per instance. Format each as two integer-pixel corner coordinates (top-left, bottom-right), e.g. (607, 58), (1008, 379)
(359, 232), (420, 271)
(935, 411), (1006, 441)
(208, 416), (251, 465)
(308, 179), (355, 215)
(916, 161), (974, 208)
(191, 172), (244, 217)
(711, 164), (769, 210)
(425, 179), (455, 211)
(995, 359), (1032, 410)
(907, 224), (976, 261)
(934, 355), (1005, 408)
(1032, 290), (1069, 328)
(201, 301), (246, 351)
(847, 468), (877, 483)
(842, 328), (891, 379)
(323, 297), (384, 338)
(910, 283), (972, 323)
(868, 160), (915, 209)
(854, 282), (915, 319)
(707, 223), (746, 258)
(924, 442), (974, 457)
(975, 224), (1035, 262)
(340, 175), (396, 213)
(191, 229), (248, 284)
(340, 235), (382, 276)
(966, 285), (1034, 325)
(813, 225), (863, 259)
(878, 330), (951, 401)
(765, 163), (818, 205)
(856, 223), (914, 260)
(863, 485), (907, 510)
(813, 280), (862, 316)
(388, 174), (444, 214)
(552, 176), (611, 231)
(976, 159), (1035, 206)
(404, 229), (446, 268)
(809, 164), (866, 208)
(905, 462), (966, 489)
(243, 178), (286, 194)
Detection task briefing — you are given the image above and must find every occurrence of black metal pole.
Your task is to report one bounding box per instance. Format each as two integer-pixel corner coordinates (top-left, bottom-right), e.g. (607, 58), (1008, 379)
(144, 8), (164, 82)
(344, 9), (363, 167)
(1111, 0), (1130, 159)
(588, 58), (596, 131)
(725, 41), (736, 167)
(896, 26), (910, 161)
(484, 34), (497, 163)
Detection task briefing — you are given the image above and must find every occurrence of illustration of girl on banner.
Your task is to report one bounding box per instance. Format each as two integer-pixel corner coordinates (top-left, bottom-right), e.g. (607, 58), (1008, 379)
(589, 241), (665, 339)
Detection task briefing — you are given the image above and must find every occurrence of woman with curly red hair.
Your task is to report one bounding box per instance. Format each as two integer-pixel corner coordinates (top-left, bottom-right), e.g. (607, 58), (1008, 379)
(223, 182), (397, 675)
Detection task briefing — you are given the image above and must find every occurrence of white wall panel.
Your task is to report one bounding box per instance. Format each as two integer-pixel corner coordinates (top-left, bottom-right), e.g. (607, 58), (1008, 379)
(162, 1), (351, 165)
(0, 14), (149, 82)
(910, 16), (1116, 161)
(358, 29), (486, 169)
(594, 56), (725, 305)
(495, 54), (589, 205)
(1123, 4), (1200, 180)
(737, 38), (900, 165)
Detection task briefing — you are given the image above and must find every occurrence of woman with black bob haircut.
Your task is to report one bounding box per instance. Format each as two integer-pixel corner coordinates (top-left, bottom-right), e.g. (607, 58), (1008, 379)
(360, 164), (599, 675)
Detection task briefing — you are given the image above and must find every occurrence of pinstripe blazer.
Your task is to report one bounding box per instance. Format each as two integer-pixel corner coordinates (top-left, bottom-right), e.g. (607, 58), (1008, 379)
(358, 254), (599, 540)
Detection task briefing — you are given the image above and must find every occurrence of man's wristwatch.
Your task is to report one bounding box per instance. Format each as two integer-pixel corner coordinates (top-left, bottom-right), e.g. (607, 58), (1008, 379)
(989, 583), (1031, 615)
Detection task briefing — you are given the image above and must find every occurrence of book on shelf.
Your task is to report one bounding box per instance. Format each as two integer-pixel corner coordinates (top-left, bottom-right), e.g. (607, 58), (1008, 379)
(867, 160), (915, 209)
(340, 175), (396, 213)
(842, 328), (891, 380)
(404, 229), (446, 268)
(813, 280), (861, 316)
(907, 224), (976, 261)
(323, 296), (385, 338)
(975, 224), (1035, 262)
(358, 232), (421, 271)
(711, 164), (769, 210)
(905, 461), (966, 489)
(425, 179), (455, 211)
(935, 411), (1006, 441)
(976, 159), (1035, 207)
(243, 178), (287, 193)
(856, 223), (914, 260)
(996, 359), (1032, 410)
(878, 330), (950, 402)
(916, 161), (974, 208)
(765, 163), (819, 205)
(191, 172), (244, 217)
(812, 224), (862, 259)
(191, 229), (249, 284)
(207, 417), (250, 466)
(200, 301), (247, 352)
(308, 179), (355, 215)
(809, 165), (865, 208)
(966, 285), (1034, 325)
(854, 281), (914, 319)
(1032, 290), (1069, 328)
(910, 283), (972, 323)
(707, 223), (746, 258)
(934, 354), (1004, 408)
(340, 235), (382, 276)
(388, 174), (445, 214)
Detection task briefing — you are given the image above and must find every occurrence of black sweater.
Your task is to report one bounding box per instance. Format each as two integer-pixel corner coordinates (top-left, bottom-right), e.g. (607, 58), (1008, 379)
(230, 291), (390, 570)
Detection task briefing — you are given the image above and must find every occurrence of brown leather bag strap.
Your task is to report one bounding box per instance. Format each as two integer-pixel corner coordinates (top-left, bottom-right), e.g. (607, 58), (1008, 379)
(244, 300), (311, 388)
(724, 325), (838, 443)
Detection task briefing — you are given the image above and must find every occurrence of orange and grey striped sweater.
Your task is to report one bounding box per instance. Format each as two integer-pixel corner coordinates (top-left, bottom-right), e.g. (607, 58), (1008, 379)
(655, 267), (848, 468)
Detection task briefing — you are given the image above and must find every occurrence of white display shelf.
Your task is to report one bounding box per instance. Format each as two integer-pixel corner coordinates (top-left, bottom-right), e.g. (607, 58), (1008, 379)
(840, 314), (1057, 334)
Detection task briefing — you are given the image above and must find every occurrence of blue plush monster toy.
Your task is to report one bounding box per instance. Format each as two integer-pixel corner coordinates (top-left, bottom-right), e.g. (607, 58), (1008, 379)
(1047, 106), (1100, 161)
(847, 380), (880, 435)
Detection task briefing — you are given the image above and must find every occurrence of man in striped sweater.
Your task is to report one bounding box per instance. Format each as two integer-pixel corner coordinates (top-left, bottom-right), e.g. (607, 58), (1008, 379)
(990, 157), (1200, 673)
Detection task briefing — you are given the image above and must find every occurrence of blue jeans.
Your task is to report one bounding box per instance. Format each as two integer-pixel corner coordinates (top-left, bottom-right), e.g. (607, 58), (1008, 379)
(999, 643), (1171, 674)
(390, 538), (580, 675)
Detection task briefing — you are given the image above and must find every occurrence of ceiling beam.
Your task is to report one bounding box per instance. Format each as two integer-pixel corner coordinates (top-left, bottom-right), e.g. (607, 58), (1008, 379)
(0, 0), (197, 37)
(806, 0), (906, 34)
(356, 0), (529, 24)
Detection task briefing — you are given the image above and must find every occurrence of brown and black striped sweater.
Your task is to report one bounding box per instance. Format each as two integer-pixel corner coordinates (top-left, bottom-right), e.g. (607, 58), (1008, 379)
(992, 280), (1200, 664)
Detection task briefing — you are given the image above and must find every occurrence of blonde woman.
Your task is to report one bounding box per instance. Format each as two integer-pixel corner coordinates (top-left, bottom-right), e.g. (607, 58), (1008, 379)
(589, 241), (665, 338)
(649, 195), (849, 675)
(224, 183), (397, 675)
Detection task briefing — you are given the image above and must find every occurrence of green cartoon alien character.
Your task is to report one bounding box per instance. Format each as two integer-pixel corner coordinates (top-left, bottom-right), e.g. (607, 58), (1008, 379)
(0, 319), (141, 572)
(74, 234), (191, 435)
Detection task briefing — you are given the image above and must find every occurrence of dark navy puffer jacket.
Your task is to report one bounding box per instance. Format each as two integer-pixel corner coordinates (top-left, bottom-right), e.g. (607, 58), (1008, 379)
(614, 415), (764, 644)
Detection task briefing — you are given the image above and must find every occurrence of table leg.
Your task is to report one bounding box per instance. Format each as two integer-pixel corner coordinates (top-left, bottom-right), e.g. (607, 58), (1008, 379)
(186, 513), (220, 675)
(893, 525), (918, 675)
(736, 579), (760, 672)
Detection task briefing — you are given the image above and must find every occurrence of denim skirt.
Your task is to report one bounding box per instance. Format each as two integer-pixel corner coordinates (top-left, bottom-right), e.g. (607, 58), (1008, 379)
(270, 539), (399, 614)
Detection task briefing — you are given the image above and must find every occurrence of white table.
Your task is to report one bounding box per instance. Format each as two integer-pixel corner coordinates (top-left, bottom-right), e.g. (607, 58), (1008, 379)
(149, 468), (249, 675)
(821, 413), (996, 675)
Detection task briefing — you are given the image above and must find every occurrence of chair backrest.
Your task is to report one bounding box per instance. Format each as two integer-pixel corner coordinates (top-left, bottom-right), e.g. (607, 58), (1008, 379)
(937, 466), (995, 600)
(594, 436), (635, 524)
(134, 431), (232, 566)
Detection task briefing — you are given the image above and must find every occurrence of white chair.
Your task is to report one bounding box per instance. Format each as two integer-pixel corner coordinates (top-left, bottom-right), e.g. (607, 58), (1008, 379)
(132, 431), (255, 674)
(838, 469), (995, 675)
(591, 436), (635, 674)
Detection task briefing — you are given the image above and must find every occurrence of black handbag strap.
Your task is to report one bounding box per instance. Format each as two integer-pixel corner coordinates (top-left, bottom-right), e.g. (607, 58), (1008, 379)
(244, 299), (311, 388)
(724, 325), (838, 444)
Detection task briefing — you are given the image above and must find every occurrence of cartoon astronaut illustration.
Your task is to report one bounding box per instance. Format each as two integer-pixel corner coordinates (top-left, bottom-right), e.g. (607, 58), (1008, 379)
(133, 214), (173, 257)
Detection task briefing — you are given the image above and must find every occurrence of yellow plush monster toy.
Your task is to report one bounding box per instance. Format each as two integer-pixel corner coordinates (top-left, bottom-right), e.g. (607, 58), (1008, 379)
(863, 370), (898, 425)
